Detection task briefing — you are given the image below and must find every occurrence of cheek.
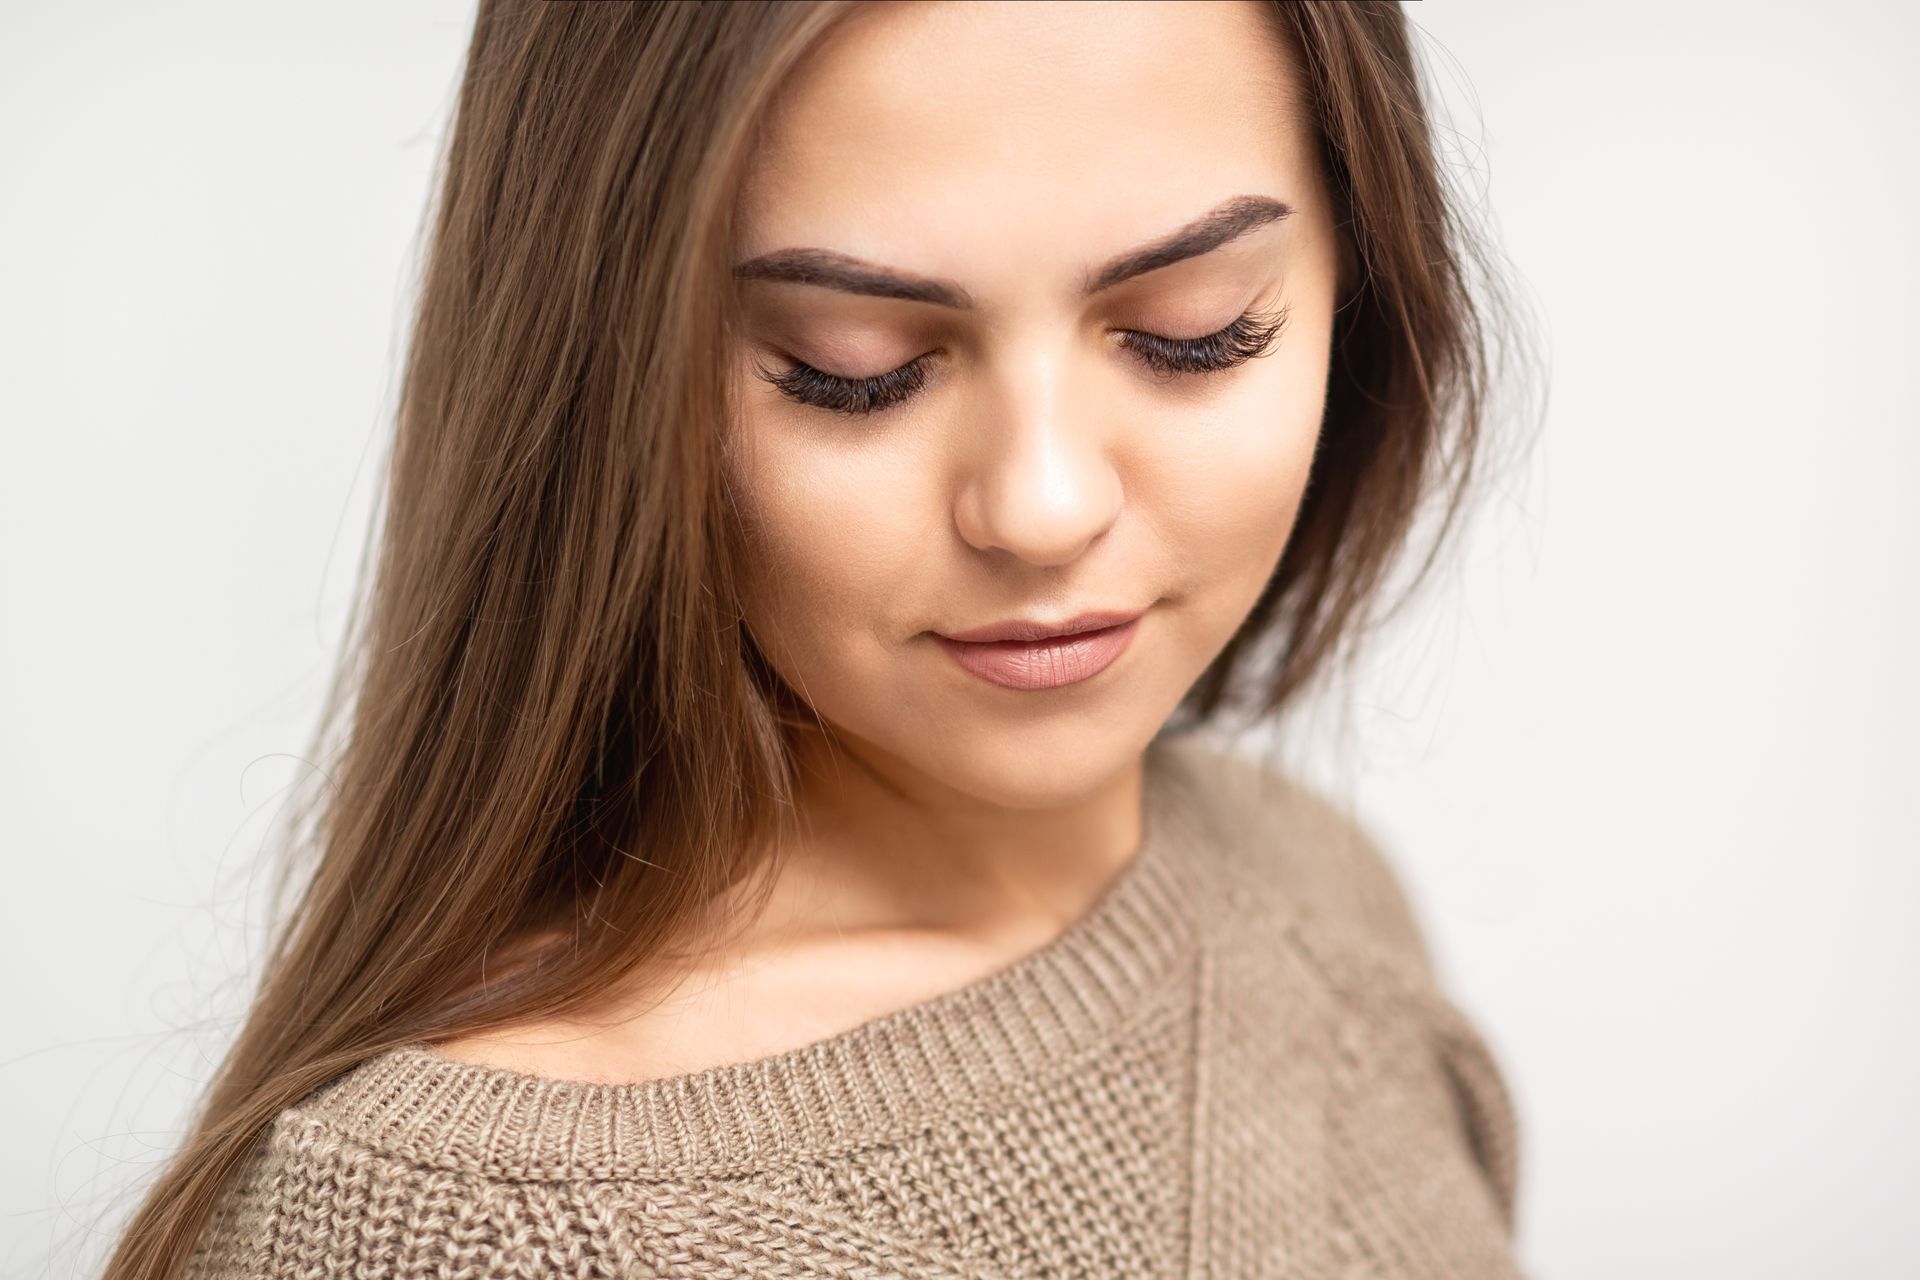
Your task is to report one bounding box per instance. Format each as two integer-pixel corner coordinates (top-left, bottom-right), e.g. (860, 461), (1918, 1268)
(726, 410), (936, 664)
(1143, 333), (1328, 608)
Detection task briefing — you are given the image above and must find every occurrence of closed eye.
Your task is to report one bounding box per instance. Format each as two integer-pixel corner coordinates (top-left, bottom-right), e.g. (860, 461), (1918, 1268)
(756, 303), (1291, 417)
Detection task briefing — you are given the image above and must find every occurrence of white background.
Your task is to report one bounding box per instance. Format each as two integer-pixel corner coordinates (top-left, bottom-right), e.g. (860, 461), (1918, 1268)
(4, 3), (1915, 1277)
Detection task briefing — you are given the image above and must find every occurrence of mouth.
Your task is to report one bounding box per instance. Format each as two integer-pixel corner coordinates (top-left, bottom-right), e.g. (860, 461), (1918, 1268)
(930, 609), (1146, 691)
(935, 606), (1149, 645)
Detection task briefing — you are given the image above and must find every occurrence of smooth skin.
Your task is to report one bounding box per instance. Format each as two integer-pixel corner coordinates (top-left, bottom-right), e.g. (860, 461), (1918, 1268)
(440, 0), (1345, 1083)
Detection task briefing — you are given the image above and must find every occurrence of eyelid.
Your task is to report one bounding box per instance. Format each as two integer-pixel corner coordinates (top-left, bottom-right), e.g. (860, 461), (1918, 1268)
(759, 303), (1288, 416)
(754, 351), (937, 417)
(1117, 303), (1291, 377)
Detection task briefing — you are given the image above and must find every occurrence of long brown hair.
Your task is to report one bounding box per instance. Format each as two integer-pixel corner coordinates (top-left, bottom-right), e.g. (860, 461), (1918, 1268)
(103, 2), (1531, 1275)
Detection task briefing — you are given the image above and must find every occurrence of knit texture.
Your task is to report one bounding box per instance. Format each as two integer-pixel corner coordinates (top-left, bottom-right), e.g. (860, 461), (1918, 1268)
(184, 732), (1527, 1278)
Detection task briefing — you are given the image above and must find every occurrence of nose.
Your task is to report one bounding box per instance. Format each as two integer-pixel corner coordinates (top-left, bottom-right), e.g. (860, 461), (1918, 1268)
(951, 350), (1126, 567)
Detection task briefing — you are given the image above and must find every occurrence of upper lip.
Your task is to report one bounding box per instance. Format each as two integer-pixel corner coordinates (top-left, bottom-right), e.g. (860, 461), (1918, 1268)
(936, 607), (1148, 644)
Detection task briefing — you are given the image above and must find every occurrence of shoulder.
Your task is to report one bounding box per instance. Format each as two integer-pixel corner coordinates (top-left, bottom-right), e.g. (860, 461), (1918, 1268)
(185, 1092), (654, 1280)
(186, 1104), (471, 1280)
(1157, 731), (1525, 1237)
(185, 1072), (953, 1280)
(1155, 731), (1435, 977)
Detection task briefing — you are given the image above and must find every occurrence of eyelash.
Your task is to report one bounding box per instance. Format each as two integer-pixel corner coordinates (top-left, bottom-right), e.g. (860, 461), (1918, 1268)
(756, 303), (1292, 417)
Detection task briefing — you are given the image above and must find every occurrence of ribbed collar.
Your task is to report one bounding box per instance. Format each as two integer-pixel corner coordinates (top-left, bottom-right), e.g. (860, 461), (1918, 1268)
(297, 733), (1222, 1181)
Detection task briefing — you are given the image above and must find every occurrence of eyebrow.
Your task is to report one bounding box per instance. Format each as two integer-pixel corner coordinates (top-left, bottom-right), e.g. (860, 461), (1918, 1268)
(730, 193), (1292, 310)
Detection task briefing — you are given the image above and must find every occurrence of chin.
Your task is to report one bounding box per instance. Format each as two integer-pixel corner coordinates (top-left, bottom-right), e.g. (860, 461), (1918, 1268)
(877, 708), (1163, 812)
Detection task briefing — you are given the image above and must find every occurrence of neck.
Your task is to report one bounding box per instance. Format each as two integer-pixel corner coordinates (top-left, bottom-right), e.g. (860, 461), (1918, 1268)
(713, 725), (1150, 954)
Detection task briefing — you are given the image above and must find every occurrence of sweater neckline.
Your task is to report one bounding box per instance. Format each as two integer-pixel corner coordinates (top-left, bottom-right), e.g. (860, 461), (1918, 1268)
(299, 733), (1219, 1181)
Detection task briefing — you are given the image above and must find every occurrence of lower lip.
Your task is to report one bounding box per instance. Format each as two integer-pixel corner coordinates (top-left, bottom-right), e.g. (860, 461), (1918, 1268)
(932, 617), (1142, 691)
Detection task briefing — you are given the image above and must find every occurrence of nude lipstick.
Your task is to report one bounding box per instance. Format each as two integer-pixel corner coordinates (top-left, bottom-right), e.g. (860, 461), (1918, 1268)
(931, 608), (1145, 691)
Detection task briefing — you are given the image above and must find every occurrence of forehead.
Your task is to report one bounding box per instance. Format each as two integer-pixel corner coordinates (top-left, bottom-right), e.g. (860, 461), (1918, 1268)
(734, 0), (1319, 285)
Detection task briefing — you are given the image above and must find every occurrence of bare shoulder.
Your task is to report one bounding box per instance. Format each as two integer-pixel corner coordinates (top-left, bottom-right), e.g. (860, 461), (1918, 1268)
(1159, 732), (1435, 976)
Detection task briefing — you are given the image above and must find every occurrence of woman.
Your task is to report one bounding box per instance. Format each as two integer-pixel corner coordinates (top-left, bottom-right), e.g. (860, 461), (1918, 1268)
(108, 1), (1532, 1276)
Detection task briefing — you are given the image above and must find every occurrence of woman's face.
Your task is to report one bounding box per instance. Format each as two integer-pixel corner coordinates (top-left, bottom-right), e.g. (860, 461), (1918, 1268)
(725, 0), (1344, 808)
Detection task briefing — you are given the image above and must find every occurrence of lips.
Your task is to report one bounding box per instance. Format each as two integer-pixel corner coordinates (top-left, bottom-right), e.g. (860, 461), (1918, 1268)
(931, 610), (1144, 691)
(936, 607), (1148, 644)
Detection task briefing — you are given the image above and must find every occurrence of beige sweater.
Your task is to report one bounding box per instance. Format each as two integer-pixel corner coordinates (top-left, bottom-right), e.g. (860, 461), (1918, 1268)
(186, 733), (1527, 1278)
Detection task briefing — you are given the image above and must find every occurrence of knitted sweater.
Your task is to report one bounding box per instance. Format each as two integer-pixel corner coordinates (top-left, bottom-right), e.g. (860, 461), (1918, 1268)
(184, 732), (1527, 1278)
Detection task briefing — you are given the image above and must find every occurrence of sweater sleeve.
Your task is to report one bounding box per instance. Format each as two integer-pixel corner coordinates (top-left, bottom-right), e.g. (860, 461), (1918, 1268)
(183, 1110), (456, 1280)
(1328, 806), (1523, 1232)
(1168, 736), (1440, 976)
(1295, 782), (1440, 978)
(184, 1109), (659, 1280)
(1179, 738), (1528, 1279)
(182, 1125), (278, 1280)
(1278, 780), (1526, 1243)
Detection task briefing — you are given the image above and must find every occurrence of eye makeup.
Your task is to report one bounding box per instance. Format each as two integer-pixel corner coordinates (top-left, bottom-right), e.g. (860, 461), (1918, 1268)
(757, 354), (935, 417)
(753, 302), (1292, 418)
(1122, 303), (1291, 379)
